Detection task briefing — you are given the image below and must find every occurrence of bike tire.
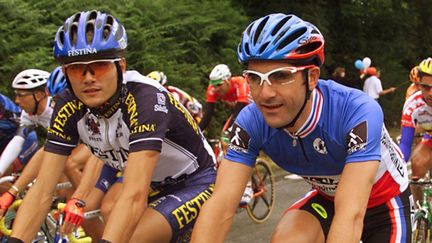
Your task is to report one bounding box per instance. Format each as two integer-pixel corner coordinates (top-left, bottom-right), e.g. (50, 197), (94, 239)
(412, 212), (431, 243)
(246, 158), (276, 223)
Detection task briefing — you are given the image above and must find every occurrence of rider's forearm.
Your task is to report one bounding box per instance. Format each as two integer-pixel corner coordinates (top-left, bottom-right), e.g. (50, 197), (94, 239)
(327, 210), (364, 243)
(10, 181), (53, 241)
(191, 196), (236, 243)
(102, 150), (158, 242)
(103, 189), (147, 242)
(13, 148), (44, 192)
(72, 157), (103, 200)
(11, 152), (67, 242)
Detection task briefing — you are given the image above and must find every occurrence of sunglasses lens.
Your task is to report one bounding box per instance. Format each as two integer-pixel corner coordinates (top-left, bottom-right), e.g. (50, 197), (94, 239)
(245, 73), (261, 85)
(65, 61), (115, 79)
(268, 70), (295, 85)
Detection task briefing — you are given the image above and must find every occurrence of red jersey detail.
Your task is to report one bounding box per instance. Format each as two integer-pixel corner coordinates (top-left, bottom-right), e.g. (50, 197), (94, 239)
(205, 76), (251, 107)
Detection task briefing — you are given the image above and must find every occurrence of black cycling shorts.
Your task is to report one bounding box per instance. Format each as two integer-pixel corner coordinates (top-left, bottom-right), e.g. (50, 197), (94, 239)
(286, 188), (412, 243)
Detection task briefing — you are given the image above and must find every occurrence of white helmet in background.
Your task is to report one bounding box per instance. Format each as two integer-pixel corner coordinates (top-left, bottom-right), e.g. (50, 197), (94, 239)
(12, 69), (49, 90)
(209, 64), (231, 81)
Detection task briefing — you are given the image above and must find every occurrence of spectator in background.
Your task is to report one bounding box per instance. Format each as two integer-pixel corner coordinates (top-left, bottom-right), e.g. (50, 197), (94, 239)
(332, 66), (360, 89)
(332, 67), (346, 84)
(363, 67), (396, 102)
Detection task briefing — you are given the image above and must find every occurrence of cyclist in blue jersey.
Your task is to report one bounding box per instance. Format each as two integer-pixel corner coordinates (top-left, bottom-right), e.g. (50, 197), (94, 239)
(0, 92), (38, 177)
(192, 13), (410, 243)
(7, 10), (216, 243)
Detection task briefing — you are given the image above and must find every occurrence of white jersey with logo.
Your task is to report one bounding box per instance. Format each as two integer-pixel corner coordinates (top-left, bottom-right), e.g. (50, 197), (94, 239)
(401, 91), (432, 131)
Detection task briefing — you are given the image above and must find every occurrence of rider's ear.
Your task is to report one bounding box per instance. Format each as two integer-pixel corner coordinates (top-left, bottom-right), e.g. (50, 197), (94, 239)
(308, 67), (320, 90)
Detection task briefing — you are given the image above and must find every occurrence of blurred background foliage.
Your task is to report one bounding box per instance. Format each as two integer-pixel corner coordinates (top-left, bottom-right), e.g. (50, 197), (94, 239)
(0, 0), (428, 137)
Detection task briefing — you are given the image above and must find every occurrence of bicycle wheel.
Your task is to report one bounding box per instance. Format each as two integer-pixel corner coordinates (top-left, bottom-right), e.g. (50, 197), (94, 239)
(412, 211), (431, 243)
(246, 158), (275, 223)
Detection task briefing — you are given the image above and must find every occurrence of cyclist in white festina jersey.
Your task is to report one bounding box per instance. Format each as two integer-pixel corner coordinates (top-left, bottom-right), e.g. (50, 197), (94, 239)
(7, 10), (216, 243)
(0, 68), (104, 241)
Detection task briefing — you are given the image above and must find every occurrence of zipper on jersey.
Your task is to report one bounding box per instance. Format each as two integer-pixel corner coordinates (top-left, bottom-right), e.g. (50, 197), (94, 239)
(102, 118), (113, 149)
(297, 137), (309, 162)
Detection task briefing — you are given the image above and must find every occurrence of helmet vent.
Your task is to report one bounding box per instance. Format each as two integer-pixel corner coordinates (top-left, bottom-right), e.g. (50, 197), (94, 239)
(277, 27), (306, 51)
(295, 42), (321, 54)
(244, 43), (251, 56)
(259, 41), (270, 54)
(89, 11), (97, 21)
(70, 23), (78, 46)
(311, 29), (320, 35)
(245, 24), (252, 36)
(58, 28), (65, 46)
(271, 16), (291, 36)
(72, 13), (81, 25)
(254, 16), (269, 45)
(85, 20), (95, 44)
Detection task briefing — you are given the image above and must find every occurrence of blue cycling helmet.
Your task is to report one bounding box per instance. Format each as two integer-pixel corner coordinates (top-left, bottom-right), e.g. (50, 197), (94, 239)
(47, 66), (68, 97)
(237, 13), (324, 66)
(53, 10), (128, 64)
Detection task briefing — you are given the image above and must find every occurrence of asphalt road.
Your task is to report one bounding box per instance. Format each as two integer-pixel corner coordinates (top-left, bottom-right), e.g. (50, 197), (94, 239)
(226, 172), (311, 243)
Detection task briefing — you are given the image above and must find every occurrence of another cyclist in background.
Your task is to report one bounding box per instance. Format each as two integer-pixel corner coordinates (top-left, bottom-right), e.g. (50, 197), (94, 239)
(192, 13), (410, 243)
(199, 64), (253, 206)
(399, 58), (432, 207)
(0, 67), (104, 240)
(7, 10), (216, 243)
(405, 66), (420, 100)
(199, 64), (251, 135)
(147, 70), (203, 124)
(0, 91), (38, 181)
(0, 69), (50, 177)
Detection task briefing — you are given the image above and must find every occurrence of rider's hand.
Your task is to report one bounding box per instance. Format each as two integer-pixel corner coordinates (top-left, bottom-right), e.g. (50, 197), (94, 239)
(0, 192), (15, 217)
(62, 198), (85, 234)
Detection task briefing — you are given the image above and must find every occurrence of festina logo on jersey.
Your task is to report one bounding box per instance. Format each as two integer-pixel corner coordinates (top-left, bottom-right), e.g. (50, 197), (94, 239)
(68, 48), (97, 57)
(346, 121), (367, 154)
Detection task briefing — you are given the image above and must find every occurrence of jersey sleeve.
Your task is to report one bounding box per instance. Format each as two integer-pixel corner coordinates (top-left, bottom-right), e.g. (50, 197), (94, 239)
(232, 76), (250, 103)
(44, 93), (81, 155)
(343, 95), (383, 163)
(401, 99), (416, 128)
(125, 84), (173, 153)
(224, 104), (261, 167)
(205, 85), (219, 103)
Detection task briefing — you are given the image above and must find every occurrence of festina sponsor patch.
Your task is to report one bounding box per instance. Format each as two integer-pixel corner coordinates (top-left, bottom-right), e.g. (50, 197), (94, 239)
(228, 123), (250, 153)
(346, 121), (367, 154)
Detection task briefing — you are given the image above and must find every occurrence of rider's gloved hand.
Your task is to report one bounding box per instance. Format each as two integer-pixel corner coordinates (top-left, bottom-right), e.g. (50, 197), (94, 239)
(0, 192), (15, 217)
(63, 198), (86, 227)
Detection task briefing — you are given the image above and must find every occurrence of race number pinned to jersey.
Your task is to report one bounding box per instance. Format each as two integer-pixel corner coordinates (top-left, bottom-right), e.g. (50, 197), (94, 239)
(346, 121), (367, 154)
(228, 123), (250, 153)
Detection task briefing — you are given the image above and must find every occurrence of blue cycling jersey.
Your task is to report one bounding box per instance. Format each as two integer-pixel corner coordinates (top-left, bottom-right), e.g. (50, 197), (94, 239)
(0, 93), (21, 137)
(226, 80), (407, 207)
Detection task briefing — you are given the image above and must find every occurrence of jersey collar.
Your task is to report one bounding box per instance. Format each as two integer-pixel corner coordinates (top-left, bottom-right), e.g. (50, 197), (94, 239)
(285, 88), (323, 138)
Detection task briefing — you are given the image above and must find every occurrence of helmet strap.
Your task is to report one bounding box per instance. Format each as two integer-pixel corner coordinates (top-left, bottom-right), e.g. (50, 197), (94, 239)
(31, 90), (47, 115)
(280, 70), (312, 129)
